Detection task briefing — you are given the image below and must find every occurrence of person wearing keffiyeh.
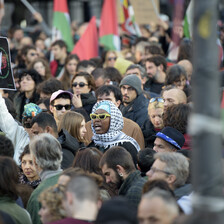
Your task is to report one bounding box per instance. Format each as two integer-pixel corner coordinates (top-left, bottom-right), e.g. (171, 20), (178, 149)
(88, 100), (140, 165)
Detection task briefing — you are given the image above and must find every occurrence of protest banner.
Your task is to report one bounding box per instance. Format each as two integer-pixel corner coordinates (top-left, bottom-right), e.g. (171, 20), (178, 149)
(129, 0), (160, 24)
(0, 37), (16, 90)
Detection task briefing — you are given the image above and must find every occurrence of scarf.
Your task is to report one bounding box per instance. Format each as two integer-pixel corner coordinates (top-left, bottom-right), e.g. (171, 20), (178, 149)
(91, 100), (140, 151)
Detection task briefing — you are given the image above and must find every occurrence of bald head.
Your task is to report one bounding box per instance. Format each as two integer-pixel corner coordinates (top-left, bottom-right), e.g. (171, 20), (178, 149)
(178, 60), (193, 82)
(162, 88), (187, 111)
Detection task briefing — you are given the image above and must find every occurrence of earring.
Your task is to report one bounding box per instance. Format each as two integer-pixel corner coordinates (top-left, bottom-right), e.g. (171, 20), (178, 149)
(118, 172), (123, 177)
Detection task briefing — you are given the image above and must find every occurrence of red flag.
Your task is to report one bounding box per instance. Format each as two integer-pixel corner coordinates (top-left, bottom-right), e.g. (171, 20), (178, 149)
(72, 16), (98, 60)
(54, 0), (68, 12)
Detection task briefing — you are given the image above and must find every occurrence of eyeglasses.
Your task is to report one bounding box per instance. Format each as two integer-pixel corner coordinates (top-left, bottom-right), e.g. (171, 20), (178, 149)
(53, 104), (72, 110)
(149, 97), (164, 104)
(72, 82), (88, 88)
(90, 113), (111, 120)
(149, 167), (171, 175)
(108, 57), (117, 61)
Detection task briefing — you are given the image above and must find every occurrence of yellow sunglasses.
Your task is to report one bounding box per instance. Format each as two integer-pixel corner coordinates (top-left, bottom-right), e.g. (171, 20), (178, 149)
(90, 113), (111, 120)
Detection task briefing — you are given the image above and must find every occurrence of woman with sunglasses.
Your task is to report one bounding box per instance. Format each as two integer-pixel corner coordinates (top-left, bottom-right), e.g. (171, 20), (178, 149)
(104, 50), (117, 67)
(88, 100), (140, 165)
(142, 97), (164, 148)
(71, 72), (96, 117)
(59, 54), (80, 90)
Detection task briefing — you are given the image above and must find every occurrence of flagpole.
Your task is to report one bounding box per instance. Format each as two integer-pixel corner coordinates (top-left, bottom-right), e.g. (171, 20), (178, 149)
(189, 0), (224, 222)
(150, 0), (159, 18)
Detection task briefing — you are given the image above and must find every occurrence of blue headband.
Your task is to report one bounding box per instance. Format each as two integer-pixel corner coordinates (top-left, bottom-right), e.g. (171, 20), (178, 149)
(156, 132), (181, 149)
(96, 101), (111, 114)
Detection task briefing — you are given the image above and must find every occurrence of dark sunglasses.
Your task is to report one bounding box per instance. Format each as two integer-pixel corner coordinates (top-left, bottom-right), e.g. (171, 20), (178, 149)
(53, 104), (72, 111)
(90, 113), (111, 120)
(108, 57), (117, 61)
(149, 97), (164, 104)
(72, 82), (88, 88)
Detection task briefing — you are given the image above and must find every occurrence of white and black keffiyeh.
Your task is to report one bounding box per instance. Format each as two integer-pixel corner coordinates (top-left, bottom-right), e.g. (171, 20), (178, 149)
(91, 100), (140, 151)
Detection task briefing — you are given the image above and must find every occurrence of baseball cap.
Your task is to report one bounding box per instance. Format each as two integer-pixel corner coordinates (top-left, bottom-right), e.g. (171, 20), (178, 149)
(50, 90), (73, 103)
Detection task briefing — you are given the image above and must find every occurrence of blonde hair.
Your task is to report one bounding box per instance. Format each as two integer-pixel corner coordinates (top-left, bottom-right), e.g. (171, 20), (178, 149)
(148, 101), (164, 111)
(38, 184), (66, 222)
(58, 111), (85, 142)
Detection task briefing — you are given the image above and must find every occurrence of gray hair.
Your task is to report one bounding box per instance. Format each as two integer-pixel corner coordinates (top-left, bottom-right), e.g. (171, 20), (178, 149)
(136, 41), (150, 53)
(126, 64), (147, 79)
(66, 174), (99, 203)
(154, 152), (189, 188)
(29, 133), (62, 171)
(142, 188), (179, 215)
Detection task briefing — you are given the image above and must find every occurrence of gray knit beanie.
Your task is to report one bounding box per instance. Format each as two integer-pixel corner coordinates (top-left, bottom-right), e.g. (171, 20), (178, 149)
(119, 74), (142, 95)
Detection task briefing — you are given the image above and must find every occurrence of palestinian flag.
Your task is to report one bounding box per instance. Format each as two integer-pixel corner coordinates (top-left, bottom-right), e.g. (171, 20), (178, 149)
(52, 0), (74, 52)
(183, 0), (194, 38)
(99, 0), (120, 51)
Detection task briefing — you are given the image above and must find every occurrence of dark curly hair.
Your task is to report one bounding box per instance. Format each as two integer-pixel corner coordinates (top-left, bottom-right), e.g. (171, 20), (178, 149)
(163, 104), (191, 134)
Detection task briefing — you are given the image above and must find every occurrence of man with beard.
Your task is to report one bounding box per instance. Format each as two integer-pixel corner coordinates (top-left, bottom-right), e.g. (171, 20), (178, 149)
(144, 55), (167, 95)
(119, 74), (149, 127)
(99, 146), (146, 209)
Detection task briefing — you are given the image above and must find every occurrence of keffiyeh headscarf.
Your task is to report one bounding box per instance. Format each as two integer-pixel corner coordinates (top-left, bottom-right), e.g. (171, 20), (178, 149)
(91, 100), (140, 151)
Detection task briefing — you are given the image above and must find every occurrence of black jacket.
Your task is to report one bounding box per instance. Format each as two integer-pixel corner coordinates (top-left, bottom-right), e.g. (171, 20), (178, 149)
(81, 92), (97, 116)
(141, 118), (158, 148)
(120, 94), (149, 128)
(144, 78), (164, 95)
(58, 129), (84, 169)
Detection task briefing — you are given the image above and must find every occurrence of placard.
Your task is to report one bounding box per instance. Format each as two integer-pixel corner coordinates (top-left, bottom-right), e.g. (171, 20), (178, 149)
(0, 37), (16, 90)
(129, 0), (160, 24)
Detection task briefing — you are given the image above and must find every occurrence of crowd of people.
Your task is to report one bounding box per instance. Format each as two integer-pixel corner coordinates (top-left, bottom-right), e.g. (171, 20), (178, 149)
(0, 6), (223, 224)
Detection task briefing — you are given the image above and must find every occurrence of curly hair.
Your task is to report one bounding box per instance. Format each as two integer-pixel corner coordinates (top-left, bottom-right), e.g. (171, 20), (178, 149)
(38, 184), (66, 221)
(163, 104), (191, 134)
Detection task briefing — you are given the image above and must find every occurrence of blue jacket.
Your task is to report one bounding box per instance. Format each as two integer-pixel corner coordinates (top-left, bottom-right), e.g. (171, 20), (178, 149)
(120, 94), (149, 127)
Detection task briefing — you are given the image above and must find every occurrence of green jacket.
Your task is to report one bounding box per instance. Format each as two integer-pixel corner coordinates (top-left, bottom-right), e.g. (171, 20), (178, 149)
(0, 196), (32, 224)
(27, 174), (60, 224)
